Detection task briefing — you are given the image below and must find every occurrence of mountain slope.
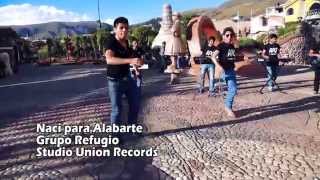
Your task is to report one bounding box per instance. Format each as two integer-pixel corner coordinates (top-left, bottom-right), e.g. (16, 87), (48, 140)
(184, 0), (287, 19)
(9, 21), (112, 39)
(134, 0), (288, 32)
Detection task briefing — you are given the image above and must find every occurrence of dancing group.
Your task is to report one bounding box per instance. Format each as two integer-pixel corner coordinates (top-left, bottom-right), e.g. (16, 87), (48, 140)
(104, 16), (320, 128)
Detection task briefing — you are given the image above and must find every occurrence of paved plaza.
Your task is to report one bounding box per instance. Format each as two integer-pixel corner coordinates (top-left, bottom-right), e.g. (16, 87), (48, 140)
(0, 64), (319, 179)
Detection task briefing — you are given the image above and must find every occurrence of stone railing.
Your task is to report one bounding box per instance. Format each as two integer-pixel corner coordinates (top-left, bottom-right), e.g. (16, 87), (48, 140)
(306, 9), (320, 20)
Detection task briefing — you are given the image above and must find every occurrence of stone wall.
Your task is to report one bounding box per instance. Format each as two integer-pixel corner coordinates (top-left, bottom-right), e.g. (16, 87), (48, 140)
(280, 36), (308, 64)
(279, 22), (318, 65)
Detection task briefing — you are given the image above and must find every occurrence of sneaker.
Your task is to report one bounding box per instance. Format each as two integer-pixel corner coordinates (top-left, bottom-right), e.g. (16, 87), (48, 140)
(198, 89), (204, 94)
(268, 86), (273, 92)
(208, 91), (216, 97)
(273, 85), (279, 91)
(225, 107), (236, 118)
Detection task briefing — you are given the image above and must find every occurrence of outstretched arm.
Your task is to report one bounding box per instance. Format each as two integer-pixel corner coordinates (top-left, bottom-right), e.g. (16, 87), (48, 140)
(105, 49), (143, 65)
(309, 49), (320, 58)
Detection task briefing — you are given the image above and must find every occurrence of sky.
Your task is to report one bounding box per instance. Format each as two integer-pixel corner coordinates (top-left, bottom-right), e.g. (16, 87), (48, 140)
(0, 0), (225, 26)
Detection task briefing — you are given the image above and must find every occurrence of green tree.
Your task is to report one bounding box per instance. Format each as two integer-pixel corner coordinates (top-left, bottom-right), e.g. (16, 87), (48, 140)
(71, 36), (82, 58)
(46, 38), (54, 63)
(96, 29), (111, 53)
(130, 26), (157, 49)
(90, 35), (98, 60)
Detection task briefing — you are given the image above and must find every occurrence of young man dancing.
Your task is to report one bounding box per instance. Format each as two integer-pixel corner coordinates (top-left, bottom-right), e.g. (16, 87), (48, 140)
(105, 17), (143, 126)
(262, 34), (281, 92)
(212, 27), (238, 117)
(308, 43), (320, 95)
(198, 36), (217, 96)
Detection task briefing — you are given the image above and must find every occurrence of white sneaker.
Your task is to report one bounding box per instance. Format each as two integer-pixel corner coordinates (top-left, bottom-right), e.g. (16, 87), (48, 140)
(268, 86), (273, 92)
(225, 107), (236, 118)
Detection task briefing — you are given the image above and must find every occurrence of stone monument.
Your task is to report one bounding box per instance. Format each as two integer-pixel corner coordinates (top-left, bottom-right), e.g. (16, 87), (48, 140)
(152, 4), (173, 48)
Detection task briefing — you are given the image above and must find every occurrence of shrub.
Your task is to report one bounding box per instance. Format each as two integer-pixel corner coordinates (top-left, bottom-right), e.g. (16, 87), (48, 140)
(256, 34), (268, 44)
(38, 45), (49, 60)
(239, 37), (262, 49)
(277, 22), (298, 37)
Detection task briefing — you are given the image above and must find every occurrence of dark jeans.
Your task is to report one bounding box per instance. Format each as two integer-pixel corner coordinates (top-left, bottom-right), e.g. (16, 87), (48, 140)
(314, 68), (320, 92)
(107, 76), (140, 125)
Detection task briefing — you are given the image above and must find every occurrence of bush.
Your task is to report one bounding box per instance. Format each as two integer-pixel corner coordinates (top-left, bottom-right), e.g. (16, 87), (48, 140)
(38, 45), (49, 60)
(239, 37), (262, 49)
(256, 34), (268, 44)
(277, 22), (298, 37)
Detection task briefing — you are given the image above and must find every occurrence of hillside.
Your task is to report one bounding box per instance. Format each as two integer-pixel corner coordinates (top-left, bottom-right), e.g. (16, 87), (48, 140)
(9, 21), (112, 39)
(134, 0), (288, 32)
(184, 0), (287, 19)
(6, 0), (289, 39)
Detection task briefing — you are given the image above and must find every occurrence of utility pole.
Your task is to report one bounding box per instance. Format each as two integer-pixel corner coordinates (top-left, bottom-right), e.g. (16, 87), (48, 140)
(237, 10), (240, 38)
(97, 0), (102, 29)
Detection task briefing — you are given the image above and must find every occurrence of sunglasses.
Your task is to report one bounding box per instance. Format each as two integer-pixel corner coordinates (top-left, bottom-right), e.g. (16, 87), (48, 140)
(225, 34), (233, 38)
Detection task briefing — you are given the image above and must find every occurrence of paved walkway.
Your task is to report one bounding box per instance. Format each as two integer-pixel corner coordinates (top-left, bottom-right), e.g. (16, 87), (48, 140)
(0, 64), (319, 179)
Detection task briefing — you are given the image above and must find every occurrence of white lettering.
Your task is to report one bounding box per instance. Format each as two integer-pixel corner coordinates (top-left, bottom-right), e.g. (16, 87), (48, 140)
(36, 147), (73, 157)
(36, 135), (72, 147)
(113, 147), (158, 157)
(92, 124), (143, 133)
(36, 124), (62, 133)
(74, 135), (119, 147)
(75, 147), (110, 157)
(64, 125), (90, 135)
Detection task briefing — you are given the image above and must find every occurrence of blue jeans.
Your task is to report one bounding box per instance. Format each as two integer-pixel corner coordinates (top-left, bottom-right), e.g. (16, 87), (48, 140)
(266, 65), (279, 88)
(199, 64), (215, 92)
(223, 69), (237, 109)
(107, 75), (140, 125)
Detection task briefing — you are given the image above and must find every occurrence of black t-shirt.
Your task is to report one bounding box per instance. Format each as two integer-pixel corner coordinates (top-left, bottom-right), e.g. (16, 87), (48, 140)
(217, 43), (236, 70)
(200, 45), (216, 64)
(132, 47), (144, 58)
(105, 35), (131, 79)
(264, 43), (280, 66)
(310, 44), (319, 52)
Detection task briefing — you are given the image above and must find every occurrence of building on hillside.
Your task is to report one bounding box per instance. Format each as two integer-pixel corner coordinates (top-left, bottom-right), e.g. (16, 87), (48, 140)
(212, 19), (251, 37)
(283, 0), (320, 22)
(250, 4), (286, 36)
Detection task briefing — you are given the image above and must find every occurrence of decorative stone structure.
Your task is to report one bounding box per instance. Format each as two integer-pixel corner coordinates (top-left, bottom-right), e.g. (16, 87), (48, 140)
(187, 16), (220, 58)
(164, 12), (186, 56)
(0, 27), (21, 75)
(151, 4), (173, 48)
(0, 52), (13, 76)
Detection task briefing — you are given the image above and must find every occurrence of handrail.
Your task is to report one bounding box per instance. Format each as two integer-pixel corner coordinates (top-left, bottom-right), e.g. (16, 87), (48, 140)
(306, 9), (320, 16)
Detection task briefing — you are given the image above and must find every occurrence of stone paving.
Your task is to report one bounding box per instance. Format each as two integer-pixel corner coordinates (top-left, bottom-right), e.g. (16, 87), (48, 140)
(0, 64), (320, 179)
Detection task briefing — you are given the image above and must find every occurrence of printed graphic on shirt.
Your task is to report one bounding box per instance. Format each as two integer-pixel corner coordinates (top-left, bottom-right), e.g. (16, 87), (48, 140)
(268, 47), (279, 56)
(227, 49), (236, 61)
(205, 49), (215, 57)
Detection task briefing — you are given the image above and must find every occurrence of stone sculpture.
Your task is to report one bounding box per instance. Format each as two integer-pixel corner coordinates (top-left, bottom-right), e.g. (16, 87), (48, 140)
(164, 12), (187, 75)
(0, 52), (13, 76)
(152, 4), (174, 48)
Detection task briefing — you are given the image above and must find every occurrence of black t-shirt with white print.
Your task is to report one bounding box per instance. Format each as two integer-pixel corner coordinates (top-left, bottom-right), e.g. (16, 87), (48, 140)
(105, 35), (131, 79)
(200, 45), (216, 64)
(217, 42), (236, 70)
(264, 43), (280, 66)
